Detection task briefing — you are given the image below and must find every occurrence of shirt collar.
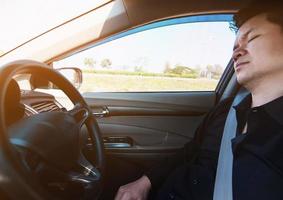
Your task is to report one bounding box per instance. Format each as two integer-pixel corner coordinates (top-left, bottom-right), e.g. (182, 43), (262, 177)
(233, 93), (252, 113)
(233, 93), (283, 125)
(262, 95), (283, 125)
(233, 94), (252, 134)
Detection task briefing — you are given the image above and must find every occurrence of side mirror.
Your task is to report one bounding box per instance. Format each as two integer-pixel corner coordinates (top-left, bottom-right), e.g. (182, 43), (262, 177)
(30, 67), (83, 90)
(56, 67), (83, 89)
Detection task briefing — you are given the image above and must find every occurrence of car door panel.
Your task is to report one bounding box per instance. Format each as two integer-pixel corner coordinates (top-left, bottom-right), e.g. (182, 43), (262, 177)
(81, 91), (215, 199)
(97, 115), (202, 147)
(84, 91), (215, 149)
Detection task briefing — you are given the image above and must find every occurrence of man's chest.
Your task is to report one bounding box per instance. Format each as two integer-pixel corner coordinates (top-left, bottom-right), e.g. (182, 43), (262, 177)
(197, 106), (283, 171)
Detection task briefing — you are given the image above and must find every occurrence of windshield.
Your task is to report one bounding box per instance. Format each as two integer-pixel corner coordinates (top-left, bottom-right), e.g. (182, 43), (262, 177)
(0, 0), (109, 56)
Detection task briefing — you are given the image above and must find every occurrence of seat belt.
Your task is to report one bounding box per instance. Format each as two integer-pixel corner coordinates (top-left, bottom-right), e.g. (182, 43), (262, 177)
(213, 88), (249, 200)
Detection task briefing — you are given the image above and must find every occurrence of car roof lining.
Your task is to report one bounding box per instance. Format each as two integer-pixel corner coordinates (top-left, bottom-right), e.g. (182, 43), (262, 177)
(122, 0), (248, 26)
(0, 0), (251, 65)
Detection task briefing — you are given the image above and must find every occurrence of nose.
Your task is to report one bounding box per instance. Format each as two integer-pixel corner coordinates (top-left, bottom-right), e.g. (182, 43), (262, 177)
(232, 37), (248, 63)
(232, 48), (247, 63)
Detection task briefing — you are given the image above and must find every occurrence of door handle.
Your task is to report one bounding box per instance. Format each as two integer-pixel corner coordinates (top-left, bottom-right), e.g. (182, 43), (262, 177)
(92, 107), (109, 117)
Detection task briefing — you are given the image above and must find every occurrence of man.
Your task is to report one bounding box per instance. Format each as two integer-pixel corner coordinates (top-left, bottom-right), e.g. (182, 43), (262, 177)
(115, 1), (283, 199)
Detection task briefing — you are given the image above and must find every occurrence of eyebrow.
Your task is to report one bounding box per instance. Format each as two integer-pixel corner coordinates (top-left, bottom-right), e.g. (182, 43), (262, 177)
(233, 28), (255, 51)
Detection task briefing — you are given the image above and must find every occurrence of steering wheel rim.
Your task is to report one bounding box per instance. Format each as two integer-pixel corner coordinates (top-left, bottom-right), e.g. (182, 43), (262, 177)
(0, 60), (105, 199)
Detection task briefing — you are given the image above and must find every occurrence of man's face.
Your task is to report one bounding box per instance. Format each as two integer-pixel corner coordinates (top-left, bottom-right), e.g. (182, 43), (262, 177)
(232, 14), (283, 87)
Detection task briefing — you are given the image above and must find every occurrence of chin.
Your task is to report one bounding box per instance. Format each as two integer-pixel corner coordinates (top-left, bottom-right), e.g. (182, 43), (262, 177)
(236, 74), (250, 86)
(236, 73), (244, 84)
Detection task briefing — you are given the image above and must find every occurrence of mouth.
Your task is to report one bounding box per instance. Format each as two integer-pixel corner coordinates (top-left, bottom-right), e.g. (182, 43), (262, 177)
(235, 61), (250, 71)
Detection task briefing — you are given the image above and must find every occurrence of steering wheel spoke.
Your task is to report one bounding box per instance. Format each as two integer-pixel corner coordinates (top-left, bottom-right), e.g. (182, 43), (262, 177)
(60, 152), (103, 199)
(68, 103), (90, 128)
(77, 151), (101, 181)
(14, 145), (43, 173)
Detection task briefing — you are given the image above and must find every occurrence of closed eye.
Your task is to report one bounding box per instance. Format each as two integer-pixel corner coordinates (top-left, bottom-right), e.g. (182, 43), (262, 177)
(248, 35), (260, 43)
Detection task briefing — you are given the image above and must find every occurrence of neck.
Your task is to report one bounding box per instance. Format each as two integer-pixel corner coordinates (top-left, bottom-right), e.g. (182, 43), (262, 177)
(247, 78), (283, 107)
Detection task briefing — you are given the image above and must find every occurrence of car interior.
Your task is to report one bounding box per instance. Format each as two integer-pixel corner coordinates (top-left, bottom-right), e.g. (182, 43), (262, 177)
(0, 0), (250, 199)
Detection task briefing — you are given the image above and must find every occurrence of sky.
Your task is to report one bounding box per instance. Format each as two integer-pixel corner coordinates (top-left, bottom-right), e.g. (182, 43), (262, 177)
(55, 21), (236, 73)
(0, 0), (236, 73)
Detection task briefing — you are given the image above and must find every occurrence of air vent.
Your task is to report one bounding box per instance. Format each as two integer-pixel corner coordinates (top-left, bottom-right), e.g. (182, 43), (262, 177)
(31, 101), (61, 113)
(24, 105), (37, 117)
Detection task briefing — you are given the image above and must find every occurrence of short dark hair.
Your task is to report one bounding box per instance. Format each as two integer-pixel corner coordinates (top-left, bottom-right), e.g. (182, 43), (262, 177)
(231, 0), (283, 32)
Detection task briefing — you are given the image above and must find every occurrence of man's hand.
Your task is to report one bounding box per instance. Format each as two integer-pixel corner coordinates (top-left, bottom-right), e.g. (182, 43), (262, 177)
(115, 175), (151, 200)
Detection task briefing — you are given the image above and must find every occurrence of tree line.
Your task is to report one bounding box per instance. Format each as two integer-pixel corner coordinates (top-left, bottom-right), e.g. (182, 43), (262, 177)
(83, 57), (224, 79)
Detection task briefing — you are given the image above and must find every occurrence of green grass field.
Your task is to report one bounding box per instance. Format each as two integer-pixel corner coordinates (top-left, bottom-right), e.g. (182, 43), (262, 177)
(79, 73), (218, 93)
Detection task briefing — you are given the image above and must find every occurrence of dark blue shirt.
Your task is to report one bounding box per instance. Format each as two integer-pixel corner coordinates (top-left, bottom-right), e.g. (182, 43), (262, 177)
(151, 94), (283, 200)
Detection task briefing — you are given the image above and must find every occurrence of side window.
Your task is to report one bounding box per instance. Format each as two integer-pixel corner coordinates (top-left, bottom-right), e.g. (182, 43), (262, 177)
(54, 15), (236, 93)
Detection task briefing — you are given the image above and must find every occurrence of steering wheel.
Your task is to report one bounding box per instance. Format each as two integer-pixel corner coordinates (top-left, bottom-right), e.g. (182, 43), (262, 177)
(0, 60), (105, 200)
